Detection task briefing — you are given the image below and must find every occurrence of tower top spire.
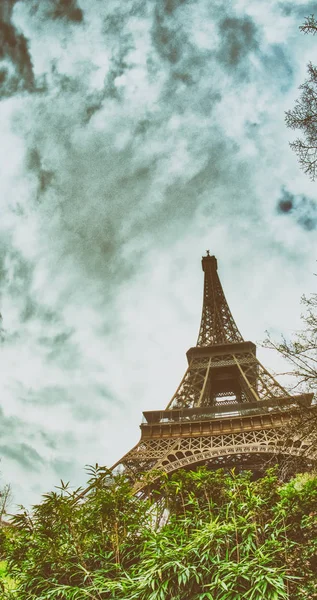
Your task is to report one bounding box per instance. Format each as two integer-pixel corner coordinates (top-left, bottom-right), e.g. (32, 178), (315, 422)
(202, 252), (217, 272)
(197, 253), (243, 346)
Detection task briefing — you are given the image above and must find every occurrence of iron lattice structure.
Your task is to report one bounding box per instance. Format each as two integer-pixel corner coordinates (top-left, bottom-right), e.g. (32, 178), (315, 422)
(196, 254), (243, 346)
(113, 253), (316, 488)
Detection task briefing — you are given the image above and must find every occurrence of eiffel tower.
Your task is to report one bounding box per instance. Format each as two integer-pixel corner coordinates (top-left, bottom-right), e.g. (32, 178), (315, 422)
(113, 253), (315, 488)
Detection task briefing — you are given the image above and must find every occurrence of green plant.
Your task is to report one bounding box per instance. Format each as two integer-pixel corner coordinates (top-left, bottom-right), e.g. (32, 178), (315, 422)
(4, 466), (317, 599)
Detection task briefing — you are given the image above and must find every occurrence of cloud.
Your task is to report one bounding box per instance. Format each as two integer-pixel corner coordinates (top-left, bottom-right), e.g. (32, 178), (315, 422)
(0, 443), (44, 471)
(46, 0), (83, 23)
(217, 16), (258, 71)
(51, 458), (78, 479)
(26, 148), (55, 197)
(0, 0), (34, 96)
(280, 2), (317, 18)
(8, 0), (294, 290)
(152, 3), (192, 66)
(277, 187), (317, 231)
(0, 0), (316, 507)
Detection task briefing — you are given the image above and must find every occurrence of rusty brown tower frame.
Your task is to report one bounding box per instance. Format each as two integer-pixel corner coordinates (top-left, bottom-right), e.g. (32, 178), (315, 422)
(113, 253), (315, 488)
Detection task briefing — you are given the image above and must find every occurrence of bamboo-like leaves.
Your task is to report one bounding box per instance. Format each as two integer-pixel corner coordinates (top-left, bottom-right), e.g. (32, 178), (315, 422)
(2, 468), (317, 599)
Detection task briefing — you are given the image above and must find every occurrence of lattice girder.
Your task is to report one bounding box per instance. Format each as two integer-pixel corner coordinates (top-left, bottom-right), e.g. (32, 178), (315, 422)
(166, 347), (295, 411)
(115, 420), (317, 466)
(113, 422), (317, 491)
(197, 254), (243, 346)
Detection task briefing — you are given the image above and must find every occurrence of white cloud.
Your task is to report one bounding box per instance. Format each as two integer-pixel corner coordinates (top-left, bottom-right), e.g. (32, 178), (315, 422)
(0, 0), (316, 507)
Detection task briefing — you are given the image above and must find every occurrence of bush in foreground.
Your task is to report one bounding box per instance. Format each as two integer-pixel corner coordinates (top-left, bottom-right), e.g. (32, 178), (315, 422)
(3, 466), (317, 599)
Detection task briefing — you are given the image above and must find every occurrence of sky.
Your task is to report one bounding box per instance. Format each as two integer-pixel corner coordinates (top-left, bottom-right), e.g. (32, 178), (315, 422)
(0, 0), (316, 509)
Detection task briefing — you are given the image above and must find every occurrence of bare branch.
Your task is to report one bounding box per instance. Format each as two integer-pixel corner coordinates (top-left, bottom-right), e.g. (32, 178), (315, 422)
(286, 20), (317, 179)
(300, 14), (317, 35)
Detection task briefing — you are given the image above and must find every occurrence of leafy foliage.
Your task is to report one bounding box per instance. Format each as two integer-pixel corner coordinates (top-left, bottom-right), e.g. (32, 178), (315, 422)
(0, 559), (16, 597)
(2, 466), (317, 599)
